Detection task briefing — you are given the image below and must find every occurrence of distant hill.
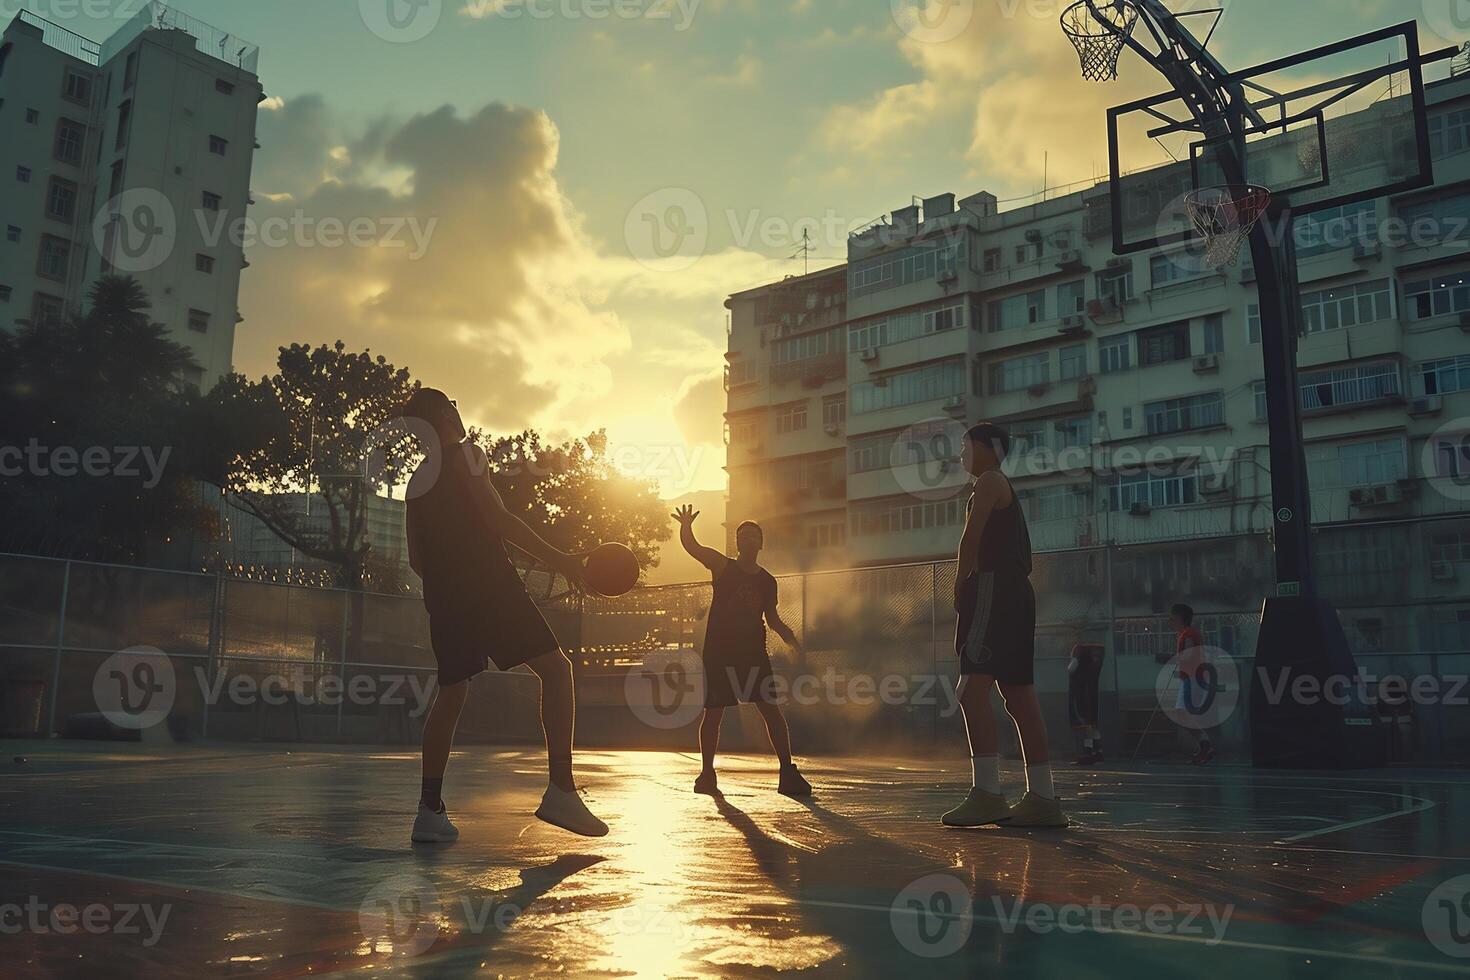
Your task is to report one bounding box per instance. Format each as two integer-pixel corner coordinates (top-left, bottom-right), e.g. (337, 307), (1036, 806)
(646, 489), (726, 585)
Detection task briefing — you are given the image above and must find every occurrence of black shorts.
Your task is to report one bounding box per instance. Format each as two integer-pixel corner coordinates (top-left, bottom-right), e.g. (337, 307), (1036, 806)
(427, 576), (560, 686)
(702, 650), (780, 708)
(955, 572), (1036, 685)
(1068, 646), (1105, 729)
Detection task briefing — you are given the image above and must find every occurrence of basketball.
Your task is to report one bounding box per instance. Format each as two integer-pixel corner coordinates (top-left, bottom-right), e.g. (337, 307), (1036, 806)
(583, 542), (640, 598)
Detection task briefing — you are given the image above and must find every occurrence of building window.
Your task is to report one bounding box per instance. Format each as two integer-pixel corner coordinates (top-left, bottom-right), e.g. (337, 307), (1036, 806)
(1300, 362), (1401, 411)
(1423, 354), (1470, 396)
(1059, 344), (1087, 380)
(850, 241), (965, 297)
(37, 236), (70, 281)
(16, 166), (32, 183)
(1099, 334), (1132, 374)
(1019, 485), (1089, 523)
(25, 108), (39, 125)
(1307, 438), (1407, 489)
(988, 352), (1051, 393)
(1055, 415), (1093, 451)
(115, 100), (132, 150)
(1145, 393), (1223, 434)
(188, 309), (211, 333)
(1405, 272), (1470, 320)
(1138, 321), (1190, 366)
(1108, 468), (1200, 512)
(1252, 381), (1268, 421)
(196, 253), (215, 274)
(849, 302), (965, 351)
(109, 161), (124, 197)
(202, 190), (223, 211)
(1430, 109), (1470, 159)
(32, 292), (64, 327)
(0, 285), (11, 302)
(1301, 279), (1393, 333)
(850, 495), (965, 537)
(215, 78), (235, 95)
(1430, 431), (1470, 480)
(851, 359), (966, 415)
(0, 42), (10, 79)
(1015, 241), (1042, 264)
(774, 403), (808, 435)
(1203, 314), (1225, 354)
(62, 68), (92, 105)
(1295, 202), (1377, 259)
(53, 119), (85, 166)
(208, 135), (229, 156)
(983, 247), (1001, 272)
(45, 178), (78, 222)
(123, 51), (138, 90)
(822, 394), (846, 428)
(5, 225), (19, 243)
(987, 290), (1047, 331)
(1058, 279), (1085, 315)
(1151, 251), (1209, 288)
(1122, 406), (1134, 430)
(1247, 304), (1261, 344)
(1096, 266), (1133, 303)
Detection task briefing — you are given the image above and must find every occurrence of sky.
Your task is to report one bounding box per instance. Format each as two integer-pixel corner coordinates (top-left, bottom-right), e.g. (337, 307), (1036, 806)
(21, 0), (1451, 497)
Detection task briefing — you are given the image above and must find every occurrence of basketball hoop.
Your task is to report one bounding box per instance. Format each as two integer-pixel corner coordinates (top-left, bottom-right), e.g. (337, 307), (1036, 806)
(1061, 0), (1139, 82)
(1185, 185), (1272, 269)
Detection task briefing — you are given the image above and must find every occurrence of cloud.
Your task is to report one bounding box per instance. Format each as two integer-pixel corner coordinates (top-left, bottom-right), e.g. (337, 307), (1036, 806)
(673, 372), (726, 447)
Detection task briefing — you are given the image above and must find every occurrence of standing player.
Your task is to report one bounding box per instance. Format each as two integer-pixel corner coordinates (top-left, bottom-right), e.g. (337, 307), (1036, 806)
(402, 388), (608, 843)
(671, 505), (811, 798)
(1161, 602), (1217, 765)
(942, 422), (1067, 829)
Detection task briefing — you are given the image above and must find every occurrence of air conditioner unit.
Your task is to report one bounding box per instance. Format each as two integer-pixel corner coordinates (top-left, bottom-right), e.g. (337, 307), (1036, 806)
(1409, 395), (1443, 418)
(859, 347), (879, 363)
(1459, 311), (1470, 334)
(1241, 264), (1257, 283)
(1056, 249), (1085, 270)
(1106, 257), (1129, 269)
(823, 422), (840, 437)
(1192, 354), (1221, 374)
(1431, 560), (1457, 582)
(1129, 501), (1152, 517)
(1200, 472), (1231, 495)
(1086, 297), (1120, 321)
(937, 267), (958, 284)
(1059, 314), (1087, 334)
(1349, 484), (1400, 507)
(1027, 382), (1052, 397)
(1025, 229), (1044, 243)
(1353, 241), (1382, 261)
(943, 396), (967, 415)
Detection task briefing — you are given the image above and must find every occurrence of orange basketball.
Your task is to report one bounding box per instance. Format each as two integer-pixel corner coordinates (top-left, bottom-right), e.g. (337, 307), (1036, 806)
(583, 542), (640, 598)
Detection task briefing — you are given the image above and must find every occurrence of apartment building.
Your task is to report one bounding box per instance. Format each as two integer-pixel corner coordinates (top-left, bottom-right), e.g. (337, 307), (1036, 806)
(725, 66), (1470, 644)
(0, 5), (262, 389)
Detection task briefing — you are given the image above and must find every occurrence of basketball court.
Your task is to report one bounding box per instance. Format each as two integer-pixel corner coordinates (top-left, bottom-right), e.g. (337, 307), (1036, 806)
(3, 743), (1467, 976)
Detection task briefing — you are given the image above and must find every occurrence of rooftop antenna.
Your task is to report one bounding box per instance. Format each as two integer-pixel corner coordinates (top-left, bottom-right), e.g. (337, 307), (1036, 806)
(790, 229), (812, 276)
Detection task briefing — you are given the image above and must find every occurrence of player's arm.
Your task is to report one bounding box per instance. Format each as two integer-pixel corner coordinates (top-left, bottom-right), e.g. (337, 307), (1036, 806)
(764, 591), (802, 655)
(954, 471), (1005, 604)
(671, 504), (728, 573)
(463, 444), (586, 587)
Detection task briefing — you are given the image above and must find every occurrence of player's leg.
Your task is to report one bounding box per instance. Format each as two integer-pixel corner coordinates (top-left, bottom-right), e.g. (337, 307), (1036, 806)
(413, 677), (471, 843)
(997, 680), (1067, 828)
(528, 650), (608, 837)
(695, 707), (723, 794)
(754, 699), (811, 796)
(942, 674), (1010, 827)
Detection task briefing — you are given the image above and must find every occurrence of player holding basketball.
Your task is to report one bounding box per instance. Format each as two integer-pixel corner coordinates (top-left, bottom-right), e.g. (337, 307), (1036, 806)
(671, 505), (812, 798)
(401, 388), (608, 843)
(942, 422), (1067, 829)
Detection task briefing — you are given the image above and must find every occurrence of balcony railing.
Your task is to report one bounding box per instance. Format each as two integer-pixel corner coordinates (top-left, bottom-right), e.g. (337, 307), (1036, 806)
(99, 2), (260, 73)
(19, 10), (101, 65)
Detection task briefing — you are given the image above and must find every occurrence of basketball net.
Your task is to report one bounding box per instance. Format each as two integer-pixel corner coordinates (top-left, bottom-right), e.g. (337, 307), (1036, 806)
(1061, 0), (1139, 82)
(1185, 185), (1272, 269)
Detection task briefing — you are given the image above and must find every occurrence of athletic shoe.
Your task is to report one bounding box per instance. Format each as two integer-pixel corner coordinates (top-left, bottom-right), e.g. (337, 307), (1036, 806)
(535, 786), (609, 837)
(1190, 745), (1217, 766)
(777, 765), (812, 797)
(693, 770), (720, 795)
(1073, 750), (1104, 766)
(1000, 791), (1069, 829)
(941, 788), (1010, 827)
(411, 803), (460, 844)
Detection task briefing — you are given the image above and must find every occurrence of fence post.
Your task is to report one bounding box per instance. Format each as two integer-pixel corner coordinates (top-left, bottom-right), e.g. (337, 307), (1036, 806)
(800, 572), (808, 667)
(336, 590), (351, 739)
(931, 561), (939, 744)
(44, 560), (73, 737)
(202, 564), (225, 740)
(1104, 545), (1119, 751)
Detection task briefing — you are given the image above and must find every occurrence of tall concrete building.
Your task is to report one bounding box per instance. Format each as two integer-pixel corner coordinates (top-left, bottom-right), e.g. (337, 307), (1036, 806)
(0, 4), (262, 389)
(726, 63), (1470, 637)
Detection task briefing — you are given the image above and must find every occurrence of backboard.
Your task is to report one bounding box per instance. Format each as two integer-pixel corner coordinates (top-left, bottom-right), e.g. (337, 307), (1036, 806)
(1103, 21), (1452, 255)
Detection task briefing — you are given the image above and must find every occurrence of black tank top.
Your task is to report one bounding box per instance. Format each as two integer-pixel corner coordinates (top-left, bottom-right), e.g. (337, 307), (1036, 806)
(408, 443), (517, 612)
(704, 560), (777, 659)
(966, 478), (1033, 577)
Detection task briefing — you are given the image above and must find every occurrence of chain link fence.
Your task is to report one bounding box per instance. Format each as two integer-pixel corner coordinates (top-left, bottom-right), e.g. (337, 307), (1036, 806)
(2, 524), (1468, 763)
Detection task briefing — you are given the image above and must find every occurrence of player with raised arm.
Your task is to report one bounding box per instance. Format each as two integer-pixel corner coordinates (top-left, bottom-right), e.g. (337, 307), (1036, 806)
(672, 505), (811, 798)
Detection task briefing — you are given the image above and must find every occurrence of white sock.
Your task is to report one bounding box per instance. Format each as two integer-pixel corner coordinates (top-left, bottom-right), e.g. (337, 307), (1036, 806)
(1025, 764), (1055, 800)
(971, 754), (1001, 794)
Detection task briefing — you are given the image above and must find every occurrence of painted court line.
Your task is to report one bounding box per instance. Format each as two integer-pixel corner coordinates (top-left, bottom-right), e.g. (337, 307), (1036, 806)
(1278, 794), (1438, 843)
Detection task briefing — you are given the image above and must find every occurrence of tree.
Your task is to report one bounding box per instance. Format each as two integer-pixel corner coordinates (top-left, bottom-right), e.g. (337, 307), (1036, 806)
(0, 276), (206, 563)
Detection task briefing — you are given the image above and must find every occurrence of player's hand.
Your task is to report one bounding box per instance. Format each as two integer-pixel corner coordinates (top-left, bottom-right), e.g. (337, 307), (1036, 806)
(671, 504), (699, 527)
(553, 551), (589, 594)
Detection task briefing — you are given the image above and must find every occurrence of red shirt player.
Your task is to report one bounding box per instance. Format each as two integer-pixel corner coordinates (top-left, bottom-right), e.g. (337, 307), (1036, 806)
(1167, 602), (1216, 766)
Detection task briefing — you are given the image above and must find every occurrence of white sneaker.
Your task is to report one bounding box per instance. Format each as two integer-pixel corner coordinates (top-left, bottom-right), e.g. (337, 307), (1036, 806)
(535, 785), (609, 837)
(411, 803), (460, 843)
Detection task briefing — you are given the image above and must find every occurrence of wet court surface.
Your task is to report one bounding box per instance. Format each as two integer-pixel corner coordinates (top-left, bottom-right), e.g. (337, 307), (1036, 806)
(2, 743), (1469, 977)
